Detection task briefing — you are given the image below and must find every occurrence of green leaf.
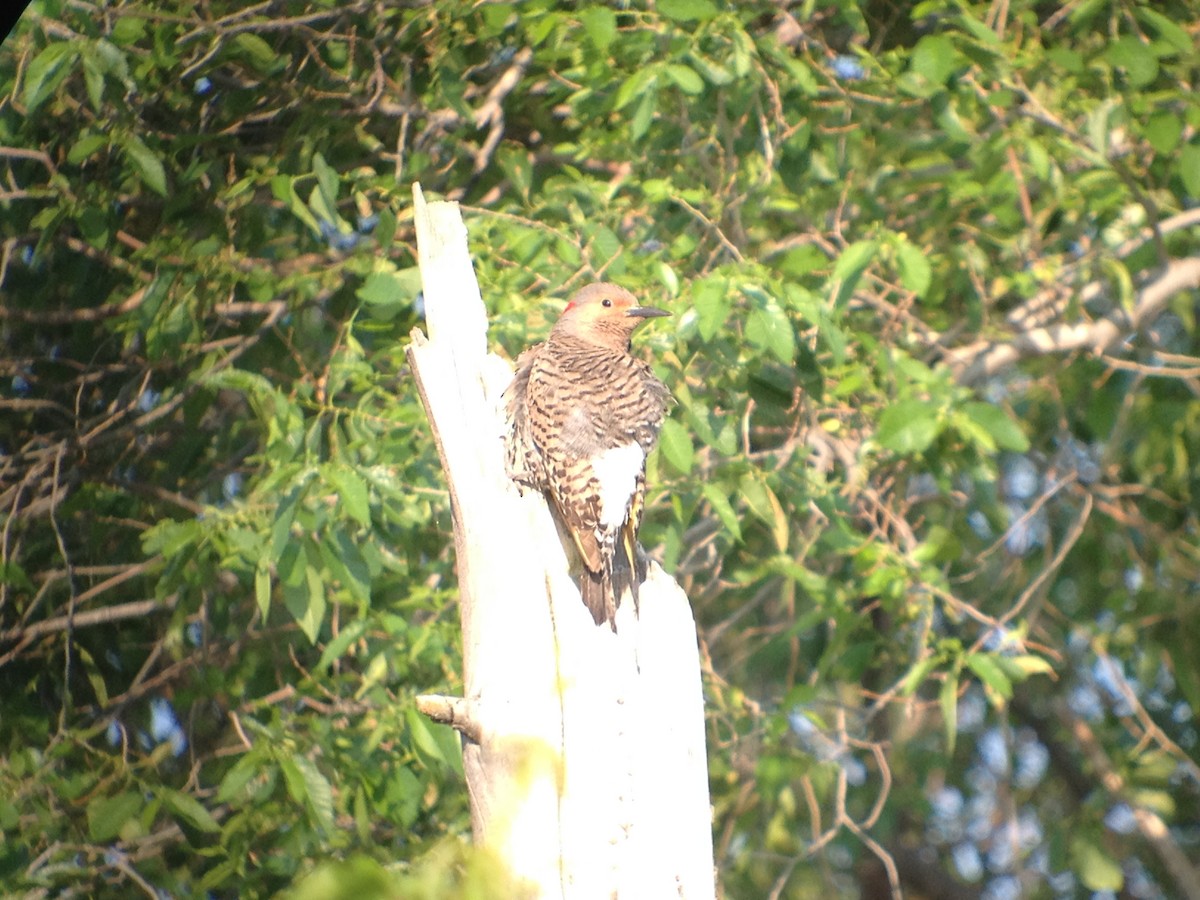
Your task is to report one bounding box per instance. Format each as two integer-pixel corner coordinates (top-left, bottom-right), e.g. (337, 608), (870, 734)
(961, 401), (1029, 451)
(233, 32), (279, 72)
(877, 398), (940, 454)
(1180, 144), (1200, 200)
(664, 63), (704, 95)
(316, 619), (368, 671)
(280, 755), (307, 807)
(391, 766), (423, 829)
(282, 561), (327, 644)
(406, 707), (460, 773)
(939, 671), (958, 754)
(1143, 112), (1182, 155)
(160, 788), (220, 834)
(702, 483), (742, 542)
(290, 754), (335, 833)
(739, 474), (788, 552)
(1135, 7), (1194, 54)
(216, 752), (265, 804)
(142, 518), (202, 557)
(255, 561), (271, 621)
(895, 240), (932, 297)
(745, 301), (795, 364)
(77, 206), (110, 249)
(1086, 98), (1120, 158)
(357, 266), (422, 317)
(121, 134), (167, 196)
(657, 0), (719, 22)
(901, 655), (941, 696)
(966, 653), (1013, 703)
(911, 34), (958, 86)
(579, 7), (616, 51)
(688, 51), (733, 86)
(589, 224), (621, 268)
(270, 489), (301, 561)
(1106, 35), (1158, 89)
(1070, 836), (1124, 891)
(83, 55), (105, 112)
(375, 207), (398, 249)
(614, 67), (658, 111)
(692, 277), (731, 340)
(324, 463), (370, 527)
(306, 184), (339, 231)
(67, 132), (108, 165)
(87, 792), (142, 842)
(318, 531), (372, 607)
(630, 90), (655, 139)
(77, 646), (109, 707)
(271, 174), (322, 236)
(312, 151), (340, 219)
(111, 16), (147, 46)
(831, 240), (877, 307)
(833, 240), (877, 283)
(658, 418), (694, 475)
(23, 43), (79, 113)
(1007, 654), (1055, 678)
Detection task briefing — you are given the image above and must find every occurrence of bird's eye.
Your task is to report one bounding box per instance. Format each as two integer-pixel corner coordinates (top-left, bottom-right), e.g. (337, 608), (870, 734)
(601, 298), (612, 308)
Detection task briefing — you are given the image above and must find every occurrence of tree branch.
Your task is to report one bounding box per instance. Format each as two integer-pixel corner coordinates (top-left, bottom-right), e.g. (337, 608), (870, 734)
(949, 256), (1200, 385)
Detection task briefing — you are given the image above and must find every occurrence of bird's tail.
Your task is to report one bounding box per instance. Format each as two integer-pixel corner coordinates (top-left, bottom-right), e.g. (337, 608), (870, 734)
(579, 540), (641, 632)
(580, 569), (617, 631)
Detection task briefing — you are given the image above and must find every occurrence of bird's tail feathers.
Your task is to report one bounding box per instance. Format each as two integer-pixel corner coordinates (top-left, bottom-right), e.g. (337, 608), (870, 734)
(580, 556), (642, 632)
(580, 569), (617, 631)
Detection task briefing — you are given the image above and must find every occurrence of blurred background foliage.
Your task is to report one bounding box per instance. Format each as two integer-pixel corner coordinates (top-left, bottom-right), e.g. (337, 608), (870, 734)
(2, 0), (1199, 897)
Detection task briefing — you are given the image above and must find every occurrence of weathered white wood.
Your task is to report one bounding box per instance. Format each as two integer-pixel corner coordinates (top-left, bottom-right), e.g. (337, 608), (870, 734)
(408, 183), (715, 899)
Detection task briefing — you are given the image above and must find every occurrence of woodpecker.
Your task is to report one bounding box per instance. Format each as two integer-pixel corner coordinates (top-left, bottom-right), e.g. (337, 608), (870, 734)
(504, 283), (671, 629)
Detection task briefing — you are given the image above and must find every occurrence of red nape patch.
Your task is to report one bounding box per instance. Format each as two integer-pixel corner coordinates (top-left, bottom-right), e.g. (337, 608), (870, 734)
(563, 301), (578, 313)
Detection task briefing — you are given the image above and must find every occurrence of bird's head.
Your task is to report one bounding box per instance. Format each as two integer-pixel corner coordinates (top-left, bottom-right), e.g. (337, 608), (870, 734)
(552, 283), (670, 349)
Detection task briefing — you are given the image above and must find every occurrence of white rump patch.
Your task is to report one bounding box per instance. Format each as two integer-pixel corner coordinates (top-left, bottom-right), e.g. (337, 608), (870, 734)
(590, 443), (644, 528)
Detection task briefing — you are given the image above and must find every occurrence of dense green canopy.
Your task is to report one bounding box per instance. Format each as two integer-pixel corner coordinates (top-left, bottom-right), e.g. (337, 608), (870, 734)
(2, 1), (1198, 897)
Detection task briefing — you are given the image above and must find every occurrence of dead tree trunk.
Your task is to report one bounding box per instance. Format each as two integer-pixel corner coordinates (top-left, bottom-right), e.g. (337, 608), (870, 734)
(407, 184), (715, 899)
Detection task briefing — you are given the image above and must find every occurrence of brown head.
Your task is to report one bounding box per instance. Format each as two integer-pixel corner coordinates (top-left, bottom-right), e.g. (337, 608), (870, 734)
(550, 283), (670, 351)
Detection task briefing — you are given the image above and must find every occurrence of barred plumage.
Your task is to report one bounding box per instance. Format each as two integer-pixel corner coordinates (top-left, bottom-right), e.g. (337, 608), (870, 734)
(504, 283), (671, 629)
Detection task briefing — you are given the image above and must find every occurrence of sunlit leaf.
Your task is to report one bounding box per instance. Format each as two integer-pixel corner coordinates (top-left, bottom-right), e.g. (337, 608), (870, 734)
(1181, 143), (1200, 199)
(290, 754), (335, 833)
(1070, 836), (1124, 892)
(1106, 35), (1158, 89)
(895, 239), (932, 297)
(966, 653), (1013, 703)
(87, 792), (142, 842)
(702, 483), (742, 542)
(877, 399), (940, 454)
(22, 43), (78, 112)
(960, 401), (1029, 452)
(656, 0), (718, 22)
(324, 463), (371, 527)
(659, 418), (694, 475)
(161, 788), (221, 834)
(692, 277), (732, 340)
(579, 7), (616, 50)
(664, 63), (704, 95)
(120, 134), (167, 196)
(939, 672), (959, 754)
(910, 34), (958, 85)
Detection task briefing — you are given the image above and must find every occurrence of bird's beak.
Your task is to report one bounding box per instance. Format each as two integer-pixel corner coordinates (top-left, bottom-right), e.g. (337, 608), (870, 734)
(626, 306), (671, 319)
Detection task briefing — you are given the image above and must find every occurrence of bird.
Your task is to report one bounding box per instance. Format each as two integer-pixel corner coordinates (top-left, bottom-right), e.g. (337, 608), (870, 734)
(504, 283), (672, 629)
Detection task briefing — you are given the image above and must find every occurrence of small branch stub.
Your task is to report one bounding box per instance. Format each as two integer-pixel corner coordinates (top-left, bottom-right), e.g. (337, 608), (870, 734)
(416, 694), (481, 744)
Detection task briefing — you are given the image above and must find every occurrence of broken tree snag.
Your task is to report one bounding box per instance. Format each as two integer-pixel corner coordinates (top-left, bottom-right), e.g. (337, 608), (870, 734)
(407, 182), (716, 899)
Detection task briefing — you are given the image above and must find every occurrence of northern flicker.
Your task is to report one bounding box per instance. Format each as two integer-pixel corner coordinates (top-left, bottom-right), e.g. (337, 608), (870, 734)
(504, 283), (671, 629)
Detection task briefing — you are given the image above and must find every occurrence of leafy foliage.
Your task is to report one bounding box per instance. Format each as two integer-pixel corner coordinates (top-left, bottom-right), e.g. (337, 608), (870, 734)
(3, 0), (1199, 897)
